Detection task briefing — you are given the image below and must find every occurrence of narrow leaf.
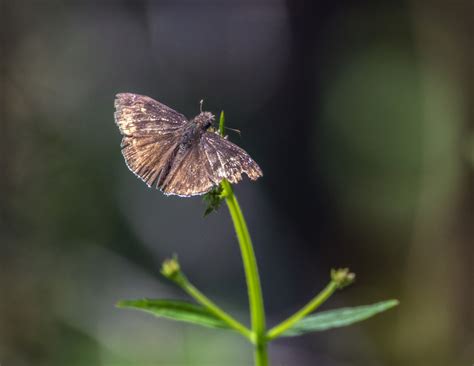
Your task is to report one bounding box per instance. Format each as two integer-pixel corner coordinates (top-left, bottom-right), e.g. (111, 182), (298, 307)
(117, 299), (230, 330)
(281, 299), (399, 337)
(219, 110), (225, 136)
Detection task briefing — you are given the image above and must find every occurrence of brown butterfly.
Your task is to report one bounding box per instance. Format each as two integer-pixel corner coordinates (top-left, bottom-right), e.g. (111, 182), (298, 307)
(114, 93), (263, 197)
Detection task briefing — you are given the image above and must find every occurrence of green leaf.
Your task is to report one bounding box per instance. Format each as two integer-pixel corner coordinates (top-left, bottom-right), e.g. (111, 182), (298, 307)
(117, 299), (231, 330)
(281, 299), (399, 337)
(202, 184), (224, 216)
(219, 110), (225, 136)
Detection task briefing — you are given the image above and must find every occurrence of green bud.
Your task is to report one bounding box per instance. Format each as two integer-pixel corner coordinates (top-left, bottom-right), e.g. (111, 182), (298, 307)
(331, 268), (356, 289)
(161, 256), (181, 280)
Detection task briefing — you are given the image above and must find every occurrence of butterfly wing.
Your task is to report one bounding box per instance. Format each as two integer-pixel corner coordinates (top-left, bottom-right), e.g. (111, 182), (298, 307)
(159, 143), (216, 197)
(159, 132), (262, 197)
(114, 93), (187, 136)
(120, 134), (183, 188)
(200, 132), (263, 184)
(114, 93), (187, 188)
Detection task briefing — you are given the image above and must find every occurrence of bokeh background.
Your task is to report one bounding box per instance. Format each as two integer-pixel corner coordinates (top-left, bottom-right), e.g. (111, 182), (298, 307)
(1, 1), (473, 365)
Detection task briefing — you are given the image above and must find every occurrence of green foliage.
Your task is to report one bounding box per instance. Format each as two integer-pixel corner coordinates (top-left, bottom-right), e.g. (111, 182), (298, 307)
(280, 300), (399, 337)
(202, 185), (224, 216)
(116, 299), (229, 329)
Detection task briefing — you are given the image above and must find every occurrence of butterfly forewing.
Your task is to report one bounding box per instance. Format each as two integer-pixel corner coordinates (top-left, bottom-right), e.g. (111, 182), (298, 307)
(200, 132), (263, 184)
(114, 93), (187, 136)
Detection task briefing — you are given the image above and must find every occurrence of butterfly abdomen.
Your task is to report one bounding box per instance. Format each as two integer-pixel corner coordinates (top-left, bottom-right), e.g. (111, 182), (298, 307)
(180, 123), (201, 147)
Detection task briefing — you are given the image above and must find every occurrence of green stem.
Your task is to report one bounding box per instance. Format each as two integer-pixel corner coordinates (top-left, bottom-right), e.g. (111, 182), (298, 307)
(175, 273), (253, 341)
(221, 180), (267, 366)
(266, 280), (338, 340)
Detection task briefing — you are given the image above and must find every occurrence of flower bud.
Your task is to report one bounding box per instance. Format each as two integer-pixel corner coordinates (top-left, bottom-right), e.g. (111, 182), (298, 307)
(161, 256), (181, 280)
(331, 268), (356, 289)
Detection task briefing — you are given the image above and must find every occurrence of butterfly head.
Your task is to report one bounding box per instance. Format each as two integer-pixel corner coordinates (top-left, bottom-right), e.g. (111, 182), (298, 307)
(193, 111), (215, 131)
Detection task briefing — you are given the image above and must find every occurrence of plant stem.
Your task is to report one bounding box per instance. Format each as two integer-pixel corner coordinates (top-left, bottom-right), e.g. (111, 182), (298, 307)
(221, 180), (267, 366)
(266, 280), (338, 340)
(175, 273), (253, 340)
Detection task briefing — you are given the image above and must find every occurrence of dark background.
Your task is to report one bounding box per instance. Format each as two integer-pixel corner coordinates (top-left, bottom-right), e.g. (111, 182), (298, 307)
(1, 1), (473, 365)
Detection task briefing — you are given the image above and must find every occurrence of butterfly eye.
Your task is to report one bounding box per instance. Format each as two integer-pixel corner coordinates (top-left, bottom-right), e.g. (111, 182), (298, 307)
(203, 118), (213, 130)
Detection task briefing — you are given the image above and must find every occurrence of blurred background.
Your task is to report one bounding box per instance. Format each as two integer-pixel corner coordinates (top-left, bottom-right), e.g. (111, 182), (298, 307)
(1, 0), (473, 365)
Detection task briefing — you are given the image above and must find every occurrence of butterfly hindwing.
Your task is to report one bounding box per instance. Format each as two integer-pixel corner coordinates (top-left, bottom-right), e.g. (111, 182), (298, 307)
(115, 93), (187, 188)
(158, 132), (263, 197)
(160, 143), (215, 197)
(121, 134), (182, 188)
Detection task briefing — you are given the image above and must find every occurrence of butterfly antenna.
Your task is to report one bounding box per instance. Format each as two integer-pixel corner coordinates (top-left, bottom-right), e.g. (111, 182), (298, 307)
(225, 126), (241, 137)
(199, 99), (204, 113)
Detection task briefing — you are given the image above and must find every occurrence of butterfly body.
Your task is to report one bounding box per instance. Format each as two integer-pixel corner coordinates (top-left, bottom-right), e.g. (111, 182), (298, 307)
(114, 93), (262, 197)
(180, 112), (214, 147)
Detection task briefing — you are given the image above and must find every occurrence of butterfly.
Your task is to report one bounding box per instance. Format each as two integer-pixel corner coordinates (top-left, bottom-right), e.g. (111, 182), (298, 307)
(114, 93), (263, 197)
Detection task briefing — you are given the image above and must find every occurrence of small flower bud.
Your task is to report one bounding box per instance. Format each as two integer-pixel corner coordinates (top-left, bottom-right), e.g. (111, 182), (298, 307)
(161, 256), (181, 280)
(331, 268), (356, 289)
